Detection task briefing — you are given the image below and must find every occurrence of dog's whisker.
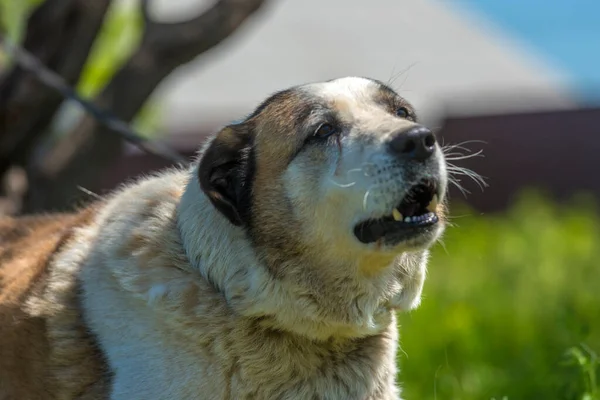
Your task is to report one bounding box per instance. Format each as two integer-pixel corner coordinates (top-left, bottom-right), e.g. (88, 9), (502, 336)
(77, 186), (102, 200)
(329, 165), (367, 188)
(447, 176), (471, 197)
(437, 238), (450, 255)
(447, 163), (486, 180)
(442, 148), (474, 157)
(444, 149), (485, 161)
(329, 179), (356, 188)
(442, 152), (468, 159)
(387, 62), (418, 89)
(441, 140), (486, 163)
(442, 144), (471, 152)
(360, 162), (377, 177)
(362, 187), (374, 211)
(447, 164), (487, 191)
(329, 164), (372, 187)
(445, 213), (474, 220)
(442, 148), (478, 156)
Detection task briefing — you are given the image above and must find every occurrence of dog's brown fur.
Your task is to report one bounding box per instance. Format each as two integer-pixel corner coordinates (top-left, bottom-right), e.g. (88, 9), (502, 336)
(0, 208), (111, 399)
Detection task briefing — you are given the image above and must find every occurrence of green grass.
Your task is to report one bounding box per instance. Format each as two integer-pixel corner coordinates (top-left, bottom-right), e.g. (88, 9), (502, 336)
(398, 190), (600, 399)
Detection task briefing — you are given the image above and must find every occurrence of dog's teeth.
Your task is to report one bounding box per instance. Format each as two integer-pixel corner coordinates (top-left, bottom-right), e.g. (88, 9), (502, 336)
(392, 208), (403, 221)
(427, 194), (439, 212)
(404, 216), (411, 223)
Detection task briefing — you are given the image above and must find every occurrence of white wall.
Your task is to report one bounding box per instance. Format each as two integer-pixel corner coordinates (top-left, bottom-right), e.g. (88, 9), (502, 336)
(141, 0), (576, 131)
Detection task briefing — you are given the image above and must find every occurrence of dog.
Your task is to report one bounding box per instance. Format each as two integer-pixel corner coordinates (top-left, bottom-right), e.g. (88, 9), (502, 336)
(0, 77), (448, 399)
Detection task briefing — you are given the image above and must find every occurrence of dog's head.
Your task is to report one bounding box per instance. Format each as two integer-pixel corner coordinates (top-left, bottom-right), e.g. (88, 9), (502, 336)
(198, 77), (447, 274)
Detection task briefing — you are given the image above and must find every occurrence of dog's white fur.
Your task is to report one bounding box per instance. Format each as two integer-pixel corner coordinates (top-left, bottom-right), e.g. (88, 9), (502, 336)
(0, 77), (447, 399)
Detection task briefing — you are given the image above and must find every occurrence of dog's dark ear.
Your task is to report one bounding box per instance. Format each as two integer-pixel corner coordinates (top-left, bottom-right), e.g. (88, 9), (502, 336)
(198, 124), (253, 226)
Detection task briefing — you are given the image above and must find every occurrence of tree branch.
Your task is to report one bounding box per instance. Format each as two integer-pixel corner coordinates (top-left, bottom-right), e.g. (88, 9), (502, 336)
(0, 0), (111, 176)
(24, 0), (268, 213)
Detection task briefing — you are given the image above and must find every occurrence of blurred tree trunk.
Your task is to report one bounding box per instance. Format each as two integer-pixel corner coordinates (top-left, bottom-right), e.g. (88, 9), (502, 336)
(0, 0), (111, 199)
(0, 0), (267, 214)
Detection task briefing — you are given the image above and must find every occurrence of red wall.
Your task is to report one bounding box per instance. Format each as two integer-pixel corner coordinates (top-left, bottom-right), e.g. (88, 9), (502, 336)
(101, 107), (600, 213)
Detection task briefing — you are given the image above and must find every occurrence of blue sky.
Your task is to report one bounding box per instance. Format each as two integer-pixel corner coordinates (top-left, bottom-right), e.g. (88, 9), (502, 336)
(455, 0), (600, 103)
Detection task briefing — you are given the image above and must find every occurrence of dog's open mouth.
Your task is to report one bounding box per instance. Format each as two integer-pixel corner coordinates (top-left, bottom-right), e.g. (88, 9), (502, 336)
(354, 179), (440, 244)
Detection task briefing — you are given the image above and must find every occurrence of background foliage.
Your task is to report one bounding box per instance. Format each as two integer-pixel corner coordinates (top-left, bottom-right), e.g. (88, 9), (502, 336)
(0, 0), (160, 136)
(398, 191), (600, 400)
(0, 0), (43, 42)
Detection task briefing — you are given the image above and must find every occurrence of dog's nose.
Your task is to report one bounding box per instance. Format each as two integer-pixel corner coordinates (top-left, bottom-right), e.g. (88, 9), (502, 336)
(388, 125), (436, 161)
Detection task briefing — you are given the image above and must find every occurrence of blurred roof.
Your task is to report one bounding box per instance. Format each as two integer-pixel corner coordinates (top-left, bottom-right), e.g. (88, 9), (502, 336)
(143, 0), (581, 131)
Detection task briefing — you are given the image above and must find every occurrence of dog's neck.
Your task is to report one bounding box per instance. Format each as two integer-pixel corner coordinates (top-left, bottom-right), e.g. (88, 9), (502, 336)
(177, 166), (423, 340)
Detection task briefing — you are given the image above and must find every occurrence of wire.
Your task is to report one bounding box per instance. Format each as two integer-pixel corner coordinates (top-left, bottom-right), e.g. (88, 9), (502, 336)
(0, 34), (189, 165)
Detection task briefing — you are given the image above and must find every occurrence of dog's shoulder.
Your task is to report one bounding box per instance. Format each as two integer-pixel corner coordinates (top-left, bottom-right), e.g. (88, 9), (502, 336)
(0, 205), (108, 399)
(0, 168), (193, 399)
(0, 210), (95, 301)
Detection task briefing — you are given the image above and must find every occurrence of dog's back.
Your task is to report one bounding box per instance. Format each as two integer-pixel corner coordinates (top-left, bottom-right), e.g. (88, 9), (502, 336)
(0, 210), (109, 400)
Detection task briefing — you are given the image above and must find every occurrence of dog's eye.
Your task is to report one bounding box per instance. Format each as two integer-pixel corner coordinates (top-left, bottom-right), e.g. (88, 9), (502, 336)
(314, 123), (338, 138)
(396, 107), (410, 119)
